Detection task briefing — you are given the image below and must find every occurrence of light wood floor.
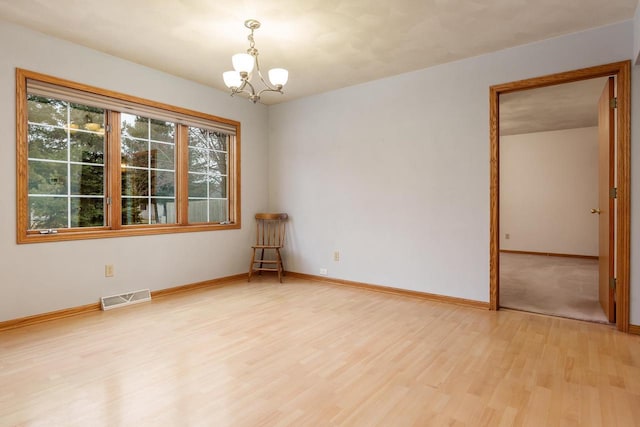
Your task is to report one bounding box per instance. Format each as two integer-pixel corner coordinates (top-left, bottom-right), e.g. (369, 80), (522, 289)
(1, 277), (639, 426)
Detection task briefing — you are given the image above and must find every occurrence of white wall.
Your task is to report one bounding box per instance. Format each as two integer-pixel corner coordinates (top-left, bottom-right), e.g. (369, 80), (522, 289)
(499, 128), (598, 256)
(634, 1), (640, 63)
(268, 21), (636, 311)
(0, 20), (268, 322)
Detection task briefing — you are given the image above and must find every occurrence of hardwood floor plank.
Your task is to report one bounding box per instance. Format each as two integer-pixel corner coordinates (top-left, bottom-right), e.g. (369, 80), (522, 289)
(1, 277), (639, 426)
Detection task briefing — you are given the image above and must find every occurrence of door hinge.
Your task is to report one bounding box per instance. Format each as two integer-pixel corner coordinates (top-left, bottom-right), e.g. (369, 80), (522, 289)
(106, 197), (112, 205)
(105, 124), (111, 132)
(610, 97), (618, 109)
(609, 277), (617, 290)
(610, 187), (617, 199)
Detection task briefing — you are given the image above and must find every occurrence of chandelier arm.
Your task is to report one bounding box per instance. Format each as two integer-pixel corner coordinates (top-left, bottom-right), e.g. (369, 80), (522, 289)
(254, 55), (279, 92)
(256, 87), (283, 97)
(242, 78), (257, 96)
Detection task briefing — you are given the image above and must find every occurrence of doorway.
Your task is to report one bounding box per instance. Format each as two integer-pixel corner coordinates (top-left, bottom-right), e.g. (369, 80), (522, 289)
(489, 61), (631, 332)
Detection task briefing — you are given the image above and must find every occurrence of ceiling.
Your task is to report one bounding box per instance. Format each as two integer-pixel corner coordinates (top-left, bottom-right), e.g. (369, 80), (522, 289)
(500, 77), (609, 136)
(0, 0), (636, 105)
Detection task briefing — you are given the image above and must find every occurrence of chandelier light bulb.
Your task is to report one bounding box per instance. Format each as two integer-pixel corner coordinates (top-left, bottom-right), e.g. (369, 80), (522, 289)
(223, 71), (242, 89)
(268, 68), (289, 87)
(232, 53), (255, 74)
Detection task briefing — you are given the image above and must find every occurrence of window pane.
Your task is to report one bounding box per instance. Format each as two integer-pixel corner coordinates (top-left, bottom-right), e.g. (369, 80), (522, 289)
(211, 133), (228, 152)
(29, 161), (67, 195)
(150, 119), (175, 143)
(150, 198), (175, 224)
(70, 197), (104, 227)
(122, 168), (148, 197)
(188, 128), (210, 149)
(28, 124), (68, 161)
(209, 151), (227, 175)
(188, 199), (208, 223)
(121, 137), (149, 168)
(189, 147), (208, 173)
(188, 128), (228, 151)
(209, 175), (227, 198)
(28, 196), (68, 230)
(121, 113), (149, 139)
(150, 142), (174, 170)
(209, 199), (228, 223)
(152, 170), (175, 197)
(122, 198), (145, 225)
(27, 96), (66, 126)
(70, 164), (104, 195)
(71, 132), (104, 164)
(70, 103), (104, 131)
(188, 173), (207, 198)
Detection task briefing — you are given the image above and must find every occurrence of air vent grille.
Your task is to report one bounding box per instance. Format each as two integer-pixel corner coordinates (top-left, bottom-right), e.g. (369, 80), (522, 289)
(101, 289), (151, 311)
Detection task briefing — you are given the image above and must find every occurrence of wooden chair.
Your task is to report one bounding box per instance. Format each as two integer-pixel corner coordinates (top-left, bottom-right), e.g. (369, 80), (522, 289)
(248, 213), (288, 282)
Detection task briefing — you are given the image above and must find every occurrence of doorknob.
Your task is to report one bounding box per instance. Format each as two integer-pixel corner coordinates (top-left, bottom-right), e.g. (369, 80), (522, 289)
(591, 208), (601, 214)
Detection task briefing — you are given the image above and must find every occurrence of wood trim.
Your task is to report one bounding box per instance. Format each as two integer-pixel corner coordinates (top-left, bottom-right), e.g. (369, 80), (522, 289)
(616, 61), (631, 332)
(629, 325), (640, 335)
(18, 223), (241, 243)
(15, 68), (242, 244)
(489, 85), (499, 311)
(232, 128), (242, 225)
(499, 250), (598, 260)
(489, 60), (631, 333)
(287, 272), (490, 310)
(0, 303), (101, 332)
(151, 273), (247, 299)
(177, 125), (189, 225)
(0, 273), (247, 332)
(108, 111), (122, 230)
(15, 68), (29, 243)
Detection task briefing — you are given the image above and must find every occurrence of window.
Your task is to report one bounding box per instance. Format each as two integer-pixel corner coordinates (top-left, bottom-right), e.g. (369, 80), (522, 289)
(17, 69), (241, 243)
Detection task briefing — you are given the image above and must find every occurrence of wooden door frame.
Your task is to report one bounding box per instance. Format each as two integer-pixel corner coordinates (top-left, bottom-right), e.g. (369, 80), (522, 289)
(489, 60), (631, 332)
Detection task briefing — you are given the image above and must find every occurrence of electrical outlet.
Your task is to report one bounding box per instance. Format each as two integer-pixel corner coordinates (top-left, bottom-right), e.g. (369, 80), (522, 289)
(319, 268), (328, 276)
(105, 264), (114, 277)
(333, 251), (340, 262)
(505, 233), (510, 240)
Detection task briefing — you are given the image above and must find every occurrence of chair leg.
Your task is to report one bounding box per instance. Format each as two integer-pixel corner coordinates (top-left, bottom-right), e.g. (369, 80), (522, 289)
(276, 248), (283, 283)
(248, 248), (256, 282)
(279, 249), (285, 276)
(258, 248), (265, 276)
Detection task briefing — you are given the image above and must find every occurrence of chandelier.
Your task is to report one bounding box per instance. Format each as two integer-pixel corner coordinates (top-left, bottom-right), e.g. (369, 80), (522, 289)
(223, 19), (289, 104)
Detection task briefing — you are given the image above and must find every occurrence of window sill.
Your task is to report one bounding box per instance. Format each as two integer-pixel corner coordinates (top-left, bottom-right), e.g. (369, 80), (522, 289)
(18, 222), (241, 244)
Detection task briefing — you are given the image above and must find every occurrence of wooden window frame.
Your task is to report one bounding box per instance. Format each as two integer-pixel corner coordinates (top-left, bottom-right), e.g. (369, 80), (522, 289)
(16, 68), (241, 243)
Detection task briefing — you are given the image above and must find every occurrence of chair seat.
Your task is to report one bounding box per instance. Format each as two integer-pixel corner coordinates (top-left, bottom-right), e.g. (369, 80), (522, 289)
(252, 245), (283, 249)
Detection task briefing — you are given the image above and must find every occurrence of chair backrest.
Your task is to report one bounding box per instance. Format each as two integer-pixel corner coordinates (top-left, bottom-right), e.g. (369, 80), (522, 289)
(255, 213), (288, 247)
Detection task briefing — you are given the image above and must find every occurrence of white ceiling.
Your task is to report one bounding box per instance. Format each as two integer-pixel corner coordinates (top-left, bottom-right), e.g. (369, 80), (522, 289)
(500, 77), (609, 136)
(0, 0), (636, 105)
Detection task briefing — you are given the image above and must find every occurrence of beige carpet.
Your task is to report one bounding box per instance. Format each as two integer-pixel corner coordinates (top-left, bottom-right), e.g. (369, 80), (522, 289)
(500, 253), (608, 323)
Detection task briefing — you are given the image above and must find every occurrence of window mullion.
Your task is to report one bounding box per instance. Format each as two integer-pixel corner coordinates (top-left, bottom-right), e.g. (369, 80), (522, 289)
(177, 125), (188, 225)
(66, 102), (72, 229)
(108, 110), (122, 230)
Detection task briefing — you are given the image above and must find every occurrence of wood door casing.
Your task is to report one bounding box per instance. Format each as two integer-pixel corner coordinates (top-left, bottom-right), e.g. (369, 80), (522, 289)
(489, 60), (631, 332)
(597, 76), (615, 322)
